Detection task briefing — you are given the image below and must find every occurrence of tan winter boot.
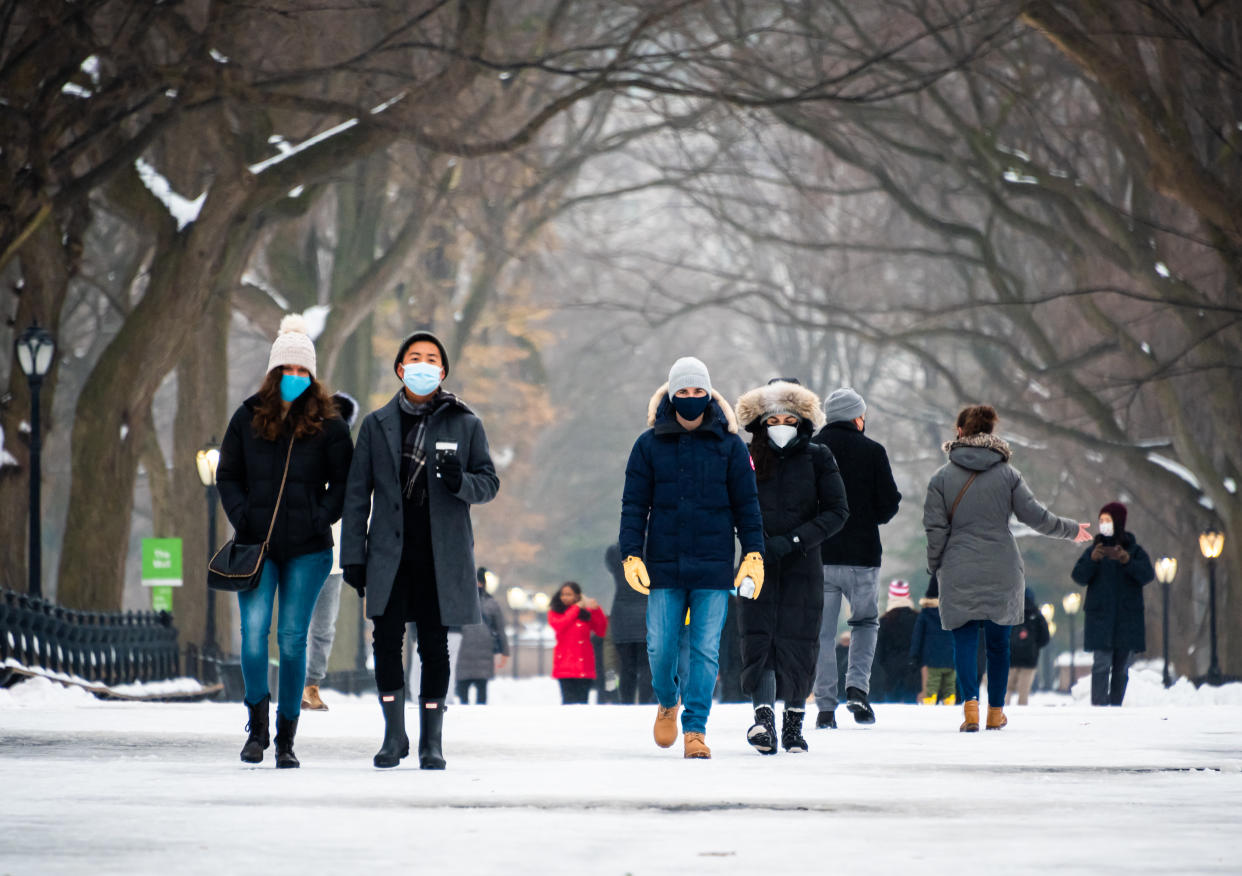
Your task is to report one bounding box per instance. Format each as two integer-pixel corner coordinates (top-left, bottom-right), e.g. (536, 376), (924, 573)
(302, 685), (328, 712)
(986, 706), (1008, 730)
(653, 704), (679, 748)
(960, 699), (980, 732)
(683, 732), (711, 759)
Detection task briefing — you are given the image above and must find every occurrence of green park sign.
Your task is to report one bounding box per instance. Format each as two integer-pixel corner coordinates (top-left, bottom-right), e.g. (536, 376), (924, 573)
(142, 538), (182, 613)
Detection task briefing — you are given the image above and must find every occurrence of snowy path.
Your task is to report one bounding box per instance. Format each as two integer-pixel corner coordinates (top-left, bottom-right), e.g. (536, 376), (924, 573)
(2, 677), (1240, 875)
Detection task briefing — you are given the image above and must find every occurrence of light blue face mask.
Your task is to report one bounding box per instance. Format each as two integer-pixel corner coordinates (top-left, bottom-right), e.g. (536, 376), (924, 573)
(402, 361), (443, 396)
(280, 373), (311, 403)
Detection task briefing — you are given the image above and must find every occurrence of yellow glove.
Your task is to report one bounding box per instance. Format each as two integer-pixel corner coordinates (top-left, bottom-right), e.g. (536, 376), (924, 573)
(623, 555), (651, 595)
(735, 552), (765, 599)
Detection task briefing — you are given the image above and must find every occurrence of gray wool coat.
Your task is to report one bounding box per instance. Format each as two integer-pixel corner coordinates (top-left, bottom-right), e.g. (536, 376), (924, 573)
(923, 433), (1079, 630)
(456, 590), (510, 680)
(340, 391), (500, 625)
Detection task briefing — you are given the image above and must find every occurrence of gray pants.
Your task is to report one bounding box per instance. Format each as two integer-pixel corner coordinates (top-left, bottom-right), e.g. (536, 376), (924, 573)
(813, 565), (879, 711)
(304, 573), (342, 686)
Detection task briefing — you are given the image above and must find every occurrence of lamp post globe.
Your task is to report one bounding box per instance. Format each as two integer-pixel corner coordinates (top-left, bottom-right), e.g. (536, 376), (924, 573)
(195, 439), (222, 673)
(1154, 557), (1178, 688)
(15, 322), (55, 599)
(1199, 531), (1225, 685)
(1062, 591), (1082, 692)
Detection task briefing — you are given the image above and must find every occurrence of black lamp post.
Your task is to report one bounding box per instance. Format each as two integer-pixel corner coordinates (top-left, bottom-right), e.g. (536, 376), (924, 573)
(1039, 603), (1055, 691)
(507, 586), (526, 680)
(15, 322), (55, 599)
(1199, 531), (1225, 686)
(1062, 591), (1082, 692)
(1154, 557), (1178, 688)
(195, 439), (221, 664)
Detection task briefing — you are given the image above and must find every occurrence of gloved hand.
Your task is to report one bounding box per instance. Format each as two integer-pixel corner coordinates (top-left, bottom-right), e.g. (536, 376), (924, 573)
(623, 556), (650, 595)
(734, 552), (765, 599)
(343, 564), (366, 597)
(1091, 543), (1106, 562)
(577, 607), (592, 622)
(439, 455), (463, 492)
(1116, 548), (1130, 564)
(764, 535), (793, 561)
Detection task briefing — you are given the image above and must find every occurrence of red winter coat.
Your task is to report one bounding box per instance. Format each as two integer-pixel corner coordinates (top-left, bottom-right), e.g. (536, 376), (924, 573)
(547, 604), (607, 679)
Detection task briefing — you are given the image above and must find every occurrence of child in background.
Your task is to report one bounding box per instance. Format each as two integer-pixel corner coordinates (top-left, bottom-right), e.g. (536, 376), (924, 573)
(910, 576), (956, 704)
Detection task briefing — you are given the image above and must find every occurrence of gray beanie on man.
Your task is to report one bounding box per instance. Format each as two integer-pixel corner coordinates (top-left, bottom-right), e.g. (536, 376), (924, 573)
(824, 387), (866, 423)
(667, 356), (712, 399)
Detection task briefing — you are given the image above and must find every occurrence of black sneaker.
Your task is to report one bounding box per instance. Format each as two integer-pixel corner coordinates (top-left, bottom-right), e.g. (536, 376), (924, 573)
(746, 705), (778, 755)
(815, 709), (837, 730)
(845, 687), (875, 725)
(781, 709), (808, 753)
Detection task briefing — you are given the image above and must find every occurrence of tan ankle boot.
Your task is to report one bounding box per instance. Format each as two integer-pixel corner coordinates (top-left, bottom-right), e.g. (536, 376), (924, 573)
(986, 706), (1007, 730)
(683, 732), (711, 759)
(301, 685), (328, 712)
(653, 704), (679, 748)
(960, 699), (980, 732)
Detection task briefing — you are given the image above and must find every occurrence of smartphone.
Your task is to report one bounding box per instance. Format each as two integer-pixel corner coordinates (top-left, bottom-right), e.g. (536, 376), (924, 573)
(434, 441), (458, 477)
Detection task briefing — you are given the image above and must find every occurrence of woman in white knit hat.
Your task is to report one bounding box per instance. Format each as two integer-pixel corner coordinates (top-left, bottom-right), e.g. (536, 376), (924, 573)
(216, 314), (354, 768)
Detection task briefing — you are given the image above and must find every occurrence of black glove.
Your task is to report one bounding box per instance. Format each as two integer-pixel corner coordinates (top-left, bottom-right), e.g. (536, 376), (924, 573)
(764, 535), (794, 561)
(1090, 543), (1106, 562)
(343, 564), (366, 597)
(577, 607), (592, 622)
(439, 455), (463, 493)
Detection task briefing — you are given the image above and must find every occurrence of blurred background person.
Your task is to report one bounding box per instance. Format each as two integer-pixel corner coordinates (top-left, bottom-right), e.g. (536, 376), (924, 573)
(606, 544), (652, 704)
(910, 576), (956, 704)
(1006, 587), (1050, 706)
(873, 580), (921, 704)
(455, 567), (510, 705)
(548, 582), (608, 704)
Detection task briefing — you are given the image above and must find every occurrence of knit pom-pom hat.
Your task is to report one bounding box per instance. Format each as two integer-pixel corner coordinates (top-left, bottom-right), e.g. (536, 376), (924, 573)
(267, 313), (317, 377)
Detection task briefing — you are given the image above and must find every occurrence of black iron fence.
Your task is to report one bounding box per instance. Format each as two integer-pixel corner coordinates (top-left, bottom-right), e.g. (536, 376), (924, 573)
(0, 588), (181, 687)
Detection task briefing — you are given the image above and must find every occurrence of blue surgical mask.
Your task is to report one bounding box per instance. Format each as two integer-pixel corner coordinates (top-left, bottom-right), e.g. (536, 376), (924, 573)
(767, 424), (798, 449)
(671, 393), (711, 420)
(280, 374), (311, 403)
(402, 361), (443, 397)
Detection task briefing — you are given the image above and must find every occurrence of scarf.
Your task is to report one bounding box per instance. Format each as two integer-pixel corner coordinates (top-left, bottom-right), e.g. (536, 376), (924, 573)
(397, 390), (461, 504)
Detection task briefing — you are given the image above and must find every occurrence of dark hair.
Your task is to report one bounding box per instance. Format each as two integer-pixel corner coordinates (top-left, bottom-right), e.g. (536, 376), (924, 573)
(956, 404), (998, 437)
(251, 368), (338, 442)
(749, 426), (779, 482)
(393, 331), (450, 378)
(549, 581), (582, 614)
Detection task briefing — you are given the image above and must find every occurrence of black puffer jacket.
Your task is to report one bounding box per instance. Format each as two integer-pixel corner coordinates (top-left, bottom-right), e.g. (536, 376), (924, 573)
(813, 422), (901, 567)
(1071, 531), (1154, 652)
(217, 392), (355, 562)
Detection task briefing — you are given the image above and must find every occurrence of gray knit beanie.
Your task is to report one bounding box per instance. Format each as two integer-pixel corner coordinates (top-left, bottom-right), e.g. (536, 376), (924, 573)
(824, 387), (866, 423)
(667, 356), (712, 400)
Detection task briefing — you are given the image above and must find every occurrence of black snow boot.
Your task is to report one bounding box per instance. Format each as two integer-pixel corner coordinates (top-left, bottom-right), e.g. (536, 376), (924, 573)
(240, 694), (270, 764)
(781, 708), (808, 753)
(418, 698), (446, 770)
(274, 714), (300, 769)
(845, 686), (876, 725)
(746, 705), (778, 755)
(373, 689), (410, 769)
(815, 709), (837, 730)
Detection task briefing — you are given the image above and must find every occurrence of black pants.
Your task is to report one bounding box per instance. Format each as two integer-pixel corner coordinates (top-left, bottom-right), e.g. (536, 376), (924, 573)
(1091, 649), (1131, 706)
(558, 677), (593, 705)
(456, 678), (488, 705)
(372, 569), (449, 699)
(615, 642), (654, 704)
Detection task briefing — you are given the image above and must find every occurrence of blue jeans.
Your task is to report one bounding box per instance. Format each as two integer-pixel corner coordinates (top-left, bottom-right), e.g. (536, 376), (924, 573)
(647, 588), (729, 735)
(952, 620), (1010, 706)
(237, 549), (332, 720)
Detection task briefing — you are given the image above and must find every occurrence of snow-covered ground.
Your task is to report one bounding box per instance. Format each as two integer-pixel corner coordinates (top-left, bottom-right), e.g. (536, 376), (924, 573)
(2, 672), (1240, 876)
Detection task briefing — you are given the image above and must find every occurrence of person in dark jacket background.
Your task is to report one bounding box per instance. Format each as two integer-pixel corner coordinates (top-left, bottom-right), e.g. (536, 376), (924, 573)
(1007, 587), (1050, 706)
(619, 356), (765, 759)
(341, 331), (499, 769)
(734, 380), (849, 755)
(1071, 502), (1155, 706)
(811, 387), (902, 729)
(217, 314), (353, 768)
(909, 576), (956, 704)
(872, 580), (921, 704)
(455, 567), (510, 705)
(606, 543), (652, 704)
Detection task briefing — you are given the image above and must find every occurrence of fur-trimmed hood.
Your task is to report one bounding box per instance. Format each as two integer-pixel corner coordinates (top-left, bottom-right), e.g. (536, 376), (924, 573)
(942, 432), (1012, 463)
(647, 383), (739, 434)
(735, 381), (826, 432)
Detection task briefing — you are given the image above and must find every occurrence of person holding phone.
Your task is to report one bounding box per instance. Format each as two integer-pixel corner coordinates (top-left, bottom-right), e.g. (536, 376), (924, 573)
(341, 331), (499, 769)
(548, 582), (608, 704)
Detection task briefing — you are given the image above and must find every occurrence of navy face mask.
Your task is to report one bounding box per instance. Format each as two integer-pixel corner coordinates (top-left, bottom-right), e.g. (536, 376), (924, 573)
(671, 393), (712, 420)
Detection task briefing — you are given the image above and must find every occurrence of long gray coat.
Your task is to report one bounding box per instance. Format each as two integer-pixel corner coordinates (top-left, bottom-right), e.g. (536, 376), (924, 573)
(924, 433), (1078, 630)
(340, 391), (500, 625)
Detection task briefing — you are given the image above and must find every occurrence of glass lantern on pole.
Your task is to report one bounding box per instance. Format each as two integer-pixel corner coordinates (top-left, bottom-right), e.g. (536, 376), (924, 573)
(1198, 531), (1225, 686)
(1154, 557), (1178, 688)
(1062, 591), (1082, 692)
(15, 322), (55, 599)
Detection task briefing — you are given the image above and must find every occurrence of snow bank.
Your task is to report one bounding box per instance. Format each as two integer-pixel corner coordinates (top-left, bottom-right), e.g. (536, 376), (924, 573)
(1070, 665), (1242, 707)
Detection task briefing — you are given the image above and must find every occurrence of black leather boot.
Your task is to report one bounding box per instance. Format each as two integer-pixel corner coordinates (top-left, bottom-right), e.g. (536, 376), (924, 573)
(373, 689), (410, 768)
(274, 714), (299, 769)
(240, 694), (270, 764)
(418, 698), (446, 770)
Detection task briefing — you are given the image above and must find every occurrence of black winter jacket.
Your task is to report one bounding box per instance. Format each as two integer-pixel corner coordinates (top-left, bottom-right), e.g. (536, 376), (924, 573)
(1009, 591), (1051, 668)
(606, 543), (648, 644)
(812, 422), (901, 567)
(910, 600), (955, 669)
(873, 606), (921, 702)
(217, 393), (354, 562)
(1071, 531), (1154, 653)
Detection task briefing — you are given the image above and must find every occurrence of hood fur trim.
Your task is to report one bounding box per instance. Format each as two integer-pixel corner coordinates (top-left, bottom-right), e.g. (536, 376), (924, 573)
(647, 383), (738, 434)
(942, 432), (1012, 462)
(735, 382), (826, 432)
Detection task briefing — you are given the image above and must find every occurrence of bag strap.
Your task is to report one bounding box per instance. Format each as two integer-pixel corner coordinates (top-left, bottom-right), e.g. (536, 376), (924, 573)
(261, 436), (296, 549)
(948, 471), (979, 524)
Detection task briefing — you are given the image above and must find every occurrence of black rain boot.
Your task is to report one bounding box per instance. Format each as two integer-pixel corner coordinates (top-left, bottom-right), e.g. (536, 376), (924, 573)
(746, 705), (778, 755)
(418, 698), (446, 770)
(274, 713), (300, 769)
(240, 694), (270, 764)
(845, 686), (876, 725)
(782, 708), (808, 753)
(373, 689), (410, 769)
